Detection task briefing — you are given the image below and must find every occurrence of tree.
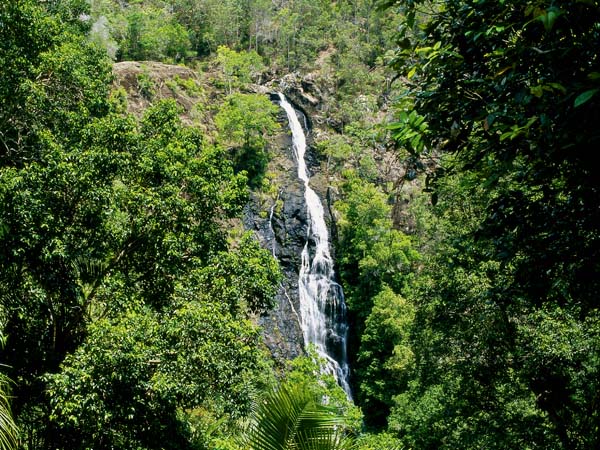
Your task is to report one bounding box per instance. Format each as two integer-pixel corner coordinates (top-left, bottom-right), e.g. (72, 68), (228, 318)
(215, 93), (279, 187)
(356, 286), (414, 428)
(333, 174), (418, 430)
(45, 294), (269, 449)
(383, 0), (600, 446)
(336, 174), (418, 328)
(389, 0), (600, 315)
(0, 96), (255, 446)
(1, 5), (264, 444)
(0, 0), (112, 166)
(216, 46), (265, 93)
(197, 233), (282, 316)
(354, 432), (403, 450)
(119, 6), (192, 62)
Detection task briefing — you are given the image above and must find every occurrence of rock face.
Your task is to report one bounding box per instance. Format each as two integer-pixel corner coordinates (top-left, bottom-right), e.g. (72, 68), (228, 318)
(244, 185), (307, 361)
(112, 61), (206, 126)
(111, 61), (341, 365)
(244, 99), (326, 363)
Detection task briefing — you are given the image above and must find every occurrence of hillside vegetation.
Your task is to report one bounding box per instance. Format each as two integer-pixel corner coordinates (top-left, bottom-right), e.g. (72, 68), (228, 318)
(1, 0), (599, 449)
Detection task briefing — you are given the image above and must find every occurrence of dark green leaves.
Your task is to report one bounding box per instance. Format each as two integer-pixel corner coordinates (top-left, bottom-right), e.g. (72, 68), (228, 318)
(535, 6), (564, 32)
(0, 5), (279, 448)
(388, 110), (429, 156)
(384, 0), (600, 447)
(574, 88), (599, 107)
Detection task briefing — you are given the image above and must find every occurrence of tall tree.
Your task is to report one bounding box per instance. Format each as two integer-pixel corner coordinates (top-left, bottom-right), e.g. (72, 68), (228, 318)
(0, 3), (281, 448)
(215, 92), (279, 187)
(385, 0), (600, 447)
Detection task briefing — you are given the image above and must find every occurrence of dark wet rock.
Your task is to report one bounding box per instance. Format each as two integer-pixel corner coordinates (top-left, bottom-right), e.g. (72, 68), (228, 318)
(244, 84), (338, 365)
(243, 115), (309, 362)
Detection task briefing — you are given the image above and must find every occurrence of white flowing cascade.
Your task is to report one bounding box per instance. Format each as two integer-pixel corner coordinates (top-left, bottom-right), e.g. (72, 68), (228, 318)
(277, 93), (352, 398)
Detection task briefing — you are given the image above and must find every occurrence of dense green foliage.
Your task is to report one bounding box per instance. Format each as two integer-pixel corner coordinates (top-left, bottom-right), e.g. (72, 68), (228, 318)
(45, 297), (267, 448)
(240, 349), (364, 450)
(318, 0), (600, 447)
(87, 0), (399, 72)
(334, 174), (418, 428)
(3, 0), (599, 448)
(376, 0), (600, 447)
(1, 0), (400, 447)
(215, 93), (280, 188)
(0, 2), (281, 448)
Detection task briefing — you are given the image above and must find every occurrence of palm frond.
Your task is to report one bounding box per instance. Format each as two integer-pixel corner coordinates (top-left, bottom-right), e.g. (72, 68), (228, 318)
(242, 382), (355, 450)
(0, 371), (18, 450)
(297, 426), (357, 450)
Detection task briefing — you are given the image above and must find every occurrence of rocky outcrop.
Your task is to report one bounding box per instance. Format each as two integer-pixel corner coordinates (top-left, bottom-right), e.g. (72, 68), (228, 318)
(243, 109), (307, 362)
(112, 61), (206, 126)
(250, 72), (326, 132)
(112, 61), (341, 365)
(243, 99), (330, 364)
(244, 185), (307, 362)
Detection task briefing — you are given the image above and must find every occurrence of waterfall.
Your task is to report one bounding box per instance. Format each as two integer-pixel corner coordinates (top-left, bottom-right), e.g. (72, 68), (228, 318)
(277, 93), (352, 398)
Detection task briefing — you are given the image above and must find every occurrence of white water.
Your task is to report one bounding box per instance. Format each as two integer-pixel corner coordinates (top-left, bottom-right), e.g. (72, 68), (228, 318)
(277, 93), (352, 398)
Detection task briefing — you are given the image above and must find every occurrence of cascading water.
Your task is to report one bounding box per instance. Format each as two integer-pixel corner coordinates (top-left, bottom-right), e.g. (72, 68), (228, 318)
(277, 93), (352, 398)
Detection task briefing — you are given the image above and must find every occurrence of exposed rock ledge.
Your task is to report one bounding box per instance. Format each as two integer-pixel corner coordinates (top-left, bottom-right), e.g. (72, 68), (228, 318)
(112, 61), (205, 125)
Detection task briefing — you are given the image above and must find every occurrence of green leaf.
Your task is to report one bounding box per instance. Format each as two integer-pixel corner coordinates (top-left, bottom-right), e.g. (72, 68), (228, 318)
(242, 382), (355, 450)
(587, 72), (600, 81)
(530, 85), (544, 98)
(574, 89), (599, 107)
(537, 7), (563, 32)
(415, 46), (433, 54)
(547, 82), (567, 94)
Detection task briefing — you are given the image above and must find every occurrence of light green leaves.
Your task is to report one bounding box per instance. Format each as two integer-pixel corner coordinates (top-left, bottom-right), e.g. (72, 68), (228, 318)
(530, 82), (566, 98)
(216, 46), (266, 93)
(0, 372), (18, 450)
(0, 333), (18, 450)
(499, 116), (538, 141)
(215, 93), (279, 150)
(357, 286), (415, 415)
(215, 93), (279, 187)
(242, 382), (356, 450)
